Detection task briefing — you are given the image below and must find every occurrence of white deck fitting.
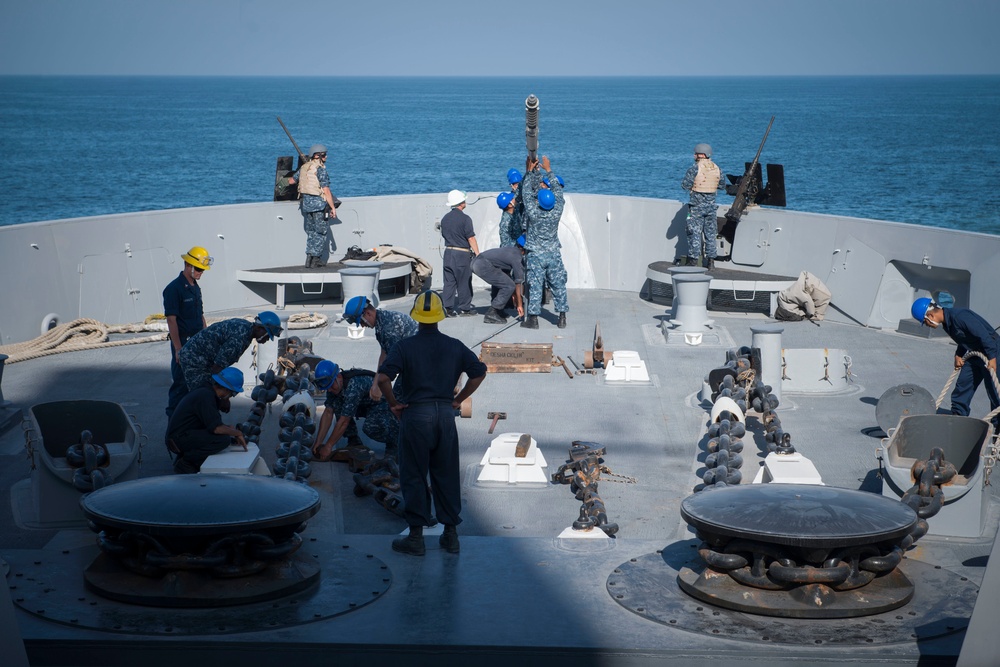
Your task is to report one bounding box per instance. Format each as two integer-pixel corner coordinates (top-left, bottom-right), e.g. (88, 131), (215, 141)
(751, 451), (825, 485)
(557, 526), (614, 539)
(603, 350), (650, 383)
(477, 433), (548, 484)
(200, 443), (271, 475)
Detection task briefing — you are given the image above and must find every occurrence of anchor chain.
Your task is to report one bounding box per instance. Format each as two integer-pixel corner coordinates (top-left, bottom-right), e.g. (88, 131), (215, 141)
(899, 447), (955, 545)
(551, 442), (620, 536)
(598, 465), (637, 484)
(700, 345), (786, 490)
(65, 430), (113, 492)
(697, 535), (906, 592)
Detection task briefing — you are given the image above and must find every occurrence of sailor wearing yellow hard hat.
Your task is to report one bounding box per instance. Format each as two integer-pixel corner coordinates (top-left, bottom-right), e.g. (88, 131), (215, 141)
(163, 246), (213, 417)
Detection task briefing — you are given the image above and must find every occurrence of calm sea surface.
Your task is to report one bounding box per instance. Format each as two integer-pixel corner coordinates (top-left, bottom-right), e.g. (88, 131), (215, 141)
(1, 76), (998, 233)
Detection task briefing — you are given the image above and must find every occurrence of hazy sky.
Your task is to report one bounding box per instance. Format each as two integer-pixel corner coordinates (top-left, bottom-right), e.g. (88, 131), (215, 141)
(2, 0), (997, 76)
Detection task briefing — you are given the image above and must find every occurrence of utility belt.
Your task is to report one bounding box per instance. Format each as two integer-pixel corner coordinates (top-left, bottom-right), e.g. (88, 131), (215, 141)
(445, 246), (473, 253)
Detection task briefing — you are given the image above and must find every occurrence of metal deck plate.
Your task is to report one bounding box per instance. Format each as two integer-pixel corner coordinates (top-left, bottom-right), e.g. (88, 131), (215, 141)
(607, 542), (977, 646)
(7, 543), (391, 635)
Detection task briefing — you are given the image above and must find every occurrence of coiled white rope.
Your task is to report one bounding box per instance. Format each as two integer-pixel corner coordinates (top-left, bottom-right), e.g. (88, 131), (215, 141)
(0, 312), (329, 364)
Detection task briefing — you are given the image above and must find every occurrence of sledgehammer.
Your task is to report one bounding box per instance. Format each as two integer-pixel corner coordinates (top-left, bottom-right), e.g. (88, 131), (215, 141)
(487, 411), (507, 434)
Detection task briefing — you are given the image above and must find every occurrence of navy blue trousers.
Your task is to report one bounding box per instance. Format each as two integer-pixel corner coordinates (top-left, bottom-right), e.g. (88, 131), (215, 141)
(166, 342), (189, 418)
(398, 402), (462, 528)
(950, 357), (1000, 425)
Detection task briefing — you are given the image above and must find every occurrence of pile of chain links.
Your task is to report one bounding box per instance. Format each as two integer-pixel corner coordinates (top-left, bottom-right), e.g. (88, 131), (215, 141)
(273, 366), (315, 482)
(551, 441), (620, 536)
(700, 346), (785, 490)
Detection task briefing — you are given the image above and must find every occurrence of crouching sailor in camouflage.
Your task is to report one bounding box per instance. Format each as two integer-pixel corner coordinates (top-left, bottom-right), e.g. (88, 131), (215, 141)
(312, 361), (400, 462)
(521, 155), (568, 329)
(681, 143), (725, 270)
(294, 144), (338, 268)
(343, 296), (418, 402)
(178, 311), (282, 395)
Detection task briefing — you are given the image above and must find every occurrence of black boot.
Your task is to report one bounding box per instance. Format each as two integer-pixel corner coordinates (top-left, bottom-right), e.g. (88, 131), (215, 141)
(557, 312), (567, 329)
(439, 525), (460, 554)
(392, 525), (425, 556)
(314, 256), (327, 268)
(483, 307), (507, 324)
(521, 314), (538, 329)
(305, 255), (316, 268)
(684, 256), (696, 267)
(706, 258), (715, 270)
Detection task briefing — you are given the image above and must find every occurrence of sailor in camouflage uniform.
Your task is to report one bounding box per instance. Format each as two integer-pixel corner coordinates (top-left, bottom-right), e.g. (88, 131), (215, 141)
(343, 296), (419, 400)
(292, 144), (338, 268)
(680, 143), (725, 270)
(520, 155), (568, 329)
(313, 363), (400, 461)
(178, 311), (282, 394)
(499, 169), (523, 247)
(497, 191), (519, 247)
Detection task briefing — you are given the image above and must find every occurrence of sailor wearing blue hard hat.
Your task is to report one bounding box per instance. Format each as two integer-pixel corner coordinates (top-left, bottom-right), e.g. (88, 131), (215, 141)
(912, 297), (1000, 428)
(312, 359), (402, 462)
(178, 311), (282, 397)
(520, 154), (569, 329)
(165, 365), (247, 474)
(343, 296), (417, 402)
(496, 191), (522, 248)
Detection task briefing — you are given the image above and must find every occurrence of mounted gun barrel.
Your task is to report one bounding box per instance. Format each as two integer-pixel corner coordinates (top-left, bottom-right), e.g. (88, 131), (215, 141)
(724, 115), (775, 225)
(525, 94), (540, 161)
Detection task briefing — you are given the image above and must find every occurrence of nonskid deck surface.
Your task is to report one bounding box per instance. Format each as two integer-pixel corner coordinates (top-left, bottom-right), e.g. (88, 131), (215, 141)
(1, 287), (997, 664)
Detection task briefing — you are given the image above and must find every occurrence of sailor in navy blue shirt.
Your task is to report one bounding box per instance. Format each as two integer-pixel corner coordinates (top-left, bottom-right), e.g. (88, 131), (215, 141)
(919, 300), (1000, 425)
(376, 291), (487, 556)
(162, 246), (210, 417)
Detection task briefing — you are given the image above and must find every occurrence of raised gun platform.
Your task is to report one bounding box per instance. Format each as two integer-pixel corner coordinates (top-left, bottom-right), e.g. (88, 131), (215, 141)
(237, 260), (411, 308)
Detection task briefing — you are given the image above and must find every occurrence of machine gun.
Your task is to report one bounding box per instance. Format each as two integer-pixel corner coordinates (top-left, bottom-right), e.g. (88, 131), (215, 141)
(718, 116), (786, 244)
(724, 116), (775, 225)
(274, 116), (341, 209)
(525, 94), (539, 161)
(273, 116), (305, 201)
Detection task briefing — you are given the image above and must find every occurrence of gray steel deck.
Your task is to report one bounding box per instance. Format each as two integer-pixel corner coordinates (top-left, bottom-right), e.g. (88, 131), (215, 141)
(1, 287), (998, 665)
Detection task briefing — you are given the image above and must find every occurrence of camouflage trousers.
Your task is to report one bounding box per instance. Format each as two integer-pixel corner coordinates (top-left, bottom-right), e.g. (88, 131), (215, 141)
(526, 250), (568, 315)
(686, 204), (718, 260)
(360, 403), (400, 452)
(302, 210), (329, 256)
(179, 349), (215, 393)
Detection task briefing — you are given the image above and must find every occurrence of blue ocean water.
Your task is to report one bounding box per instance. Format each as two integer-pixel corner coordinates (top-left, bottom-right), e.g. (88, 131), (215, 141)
(1, 76), (998, 233)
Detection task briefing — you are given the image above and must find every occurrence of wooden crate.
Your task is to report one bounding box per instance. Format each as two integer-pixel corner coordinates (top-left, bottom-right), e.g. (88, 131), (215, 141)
(480, 342), (553, 373)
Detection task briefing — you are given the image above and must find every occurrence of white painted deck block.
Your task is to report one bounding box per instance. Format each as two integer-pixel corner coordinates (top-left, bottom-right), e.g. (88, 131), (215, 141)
(752, 451), (824, 485)
(557, 526), (612, 539)
(477, 433), (548, 484)
(201, 443), (271, 475)
(603, 350), (650, 383)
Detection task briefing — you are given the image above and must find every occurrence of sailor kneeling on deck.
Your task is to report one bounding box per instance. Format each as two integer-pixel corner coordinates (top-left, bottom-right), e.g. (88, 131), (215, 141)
(312, 360), (400, 462)
(165, 367), (248, 474)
